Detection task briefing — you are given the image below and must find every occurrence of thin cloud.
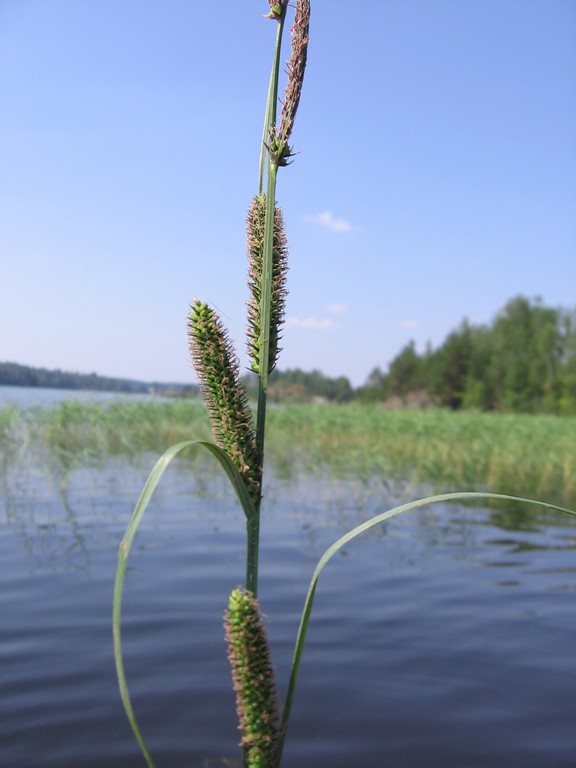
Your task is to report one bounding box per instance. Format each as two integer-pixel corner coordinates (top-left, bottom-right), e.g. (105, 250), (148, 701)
(286, 316), (335, 330)
(398, 319), (420, 329)
(327, 302), (348, 314)
(305, 211), (352, 233)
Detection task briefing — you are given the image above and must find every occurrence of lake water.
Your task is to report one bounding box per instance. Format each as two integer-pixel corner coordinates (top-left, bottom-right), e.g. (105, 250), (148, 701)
(0, 384), (166, 409)
(1, 389), (576, 767)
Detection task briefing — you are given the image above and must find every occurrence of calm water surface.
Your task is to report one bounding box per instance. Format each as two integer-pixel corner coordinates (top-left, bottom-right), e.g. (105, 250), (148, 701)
(0, 384), (166, 408)
(1, 391), (576, 767)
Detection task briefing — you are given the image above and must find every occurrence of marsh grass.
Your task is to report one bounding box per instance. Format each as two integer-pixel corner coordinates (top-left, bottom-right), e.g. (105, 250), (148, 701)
(265, 404), (576, 508)
(0, 399), (211, 499)
(2, 400), (574, 509)
(0, 399), (207, 457)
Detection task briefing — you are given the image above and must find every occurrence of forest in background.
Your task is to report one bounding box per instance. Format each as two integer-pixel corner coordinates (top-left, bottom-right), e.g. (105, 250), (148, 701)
(243, 296), (576, 414)
(0, 362), (197, 398)
(358, 295), (575, 414)
(3, 296), (575, 415)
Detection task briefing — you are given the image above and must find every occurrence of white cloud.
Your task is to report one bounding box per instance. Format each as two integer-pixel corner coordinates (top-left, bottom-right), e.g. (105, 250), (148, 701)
(305, 211), (352, 233)
(327, 302), (348, 314)
(398, 319), (420, 329)
(286, 316), (335, 330)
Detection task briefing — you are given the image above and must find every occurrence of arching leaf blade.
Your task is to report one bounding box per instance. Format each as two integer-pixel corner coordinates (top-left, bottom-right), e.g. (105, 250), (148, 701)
(113, 438), (257, 768)
(276, 491), (576, 765)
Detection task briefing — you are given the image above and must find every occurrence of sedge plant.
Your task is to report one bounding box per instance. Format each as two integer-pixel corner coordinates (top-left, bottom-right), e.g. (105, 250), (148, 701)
(113, 4), (576, 767)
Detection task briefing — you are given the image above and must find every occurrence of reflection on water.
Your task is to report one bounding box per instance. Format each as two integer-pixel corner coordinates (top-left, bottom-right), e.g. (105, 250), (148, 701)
(1, 449), (576, 767)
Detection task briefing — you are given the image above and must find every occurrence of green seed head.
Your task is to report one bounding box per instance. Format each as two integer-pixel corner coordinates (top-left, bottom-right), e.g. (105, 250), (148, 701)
(225, 588), (280, 767)
(265, 2), (284, 21)
(188, 301), (261, 503)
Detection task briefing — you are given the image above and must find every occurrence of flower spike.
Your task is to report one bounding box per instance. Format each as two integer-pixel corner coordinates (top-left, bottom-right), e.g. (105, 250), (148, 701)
(246, 195), (289, 375)
(225, 588), (280, 768)
(188, 301), (261, 503)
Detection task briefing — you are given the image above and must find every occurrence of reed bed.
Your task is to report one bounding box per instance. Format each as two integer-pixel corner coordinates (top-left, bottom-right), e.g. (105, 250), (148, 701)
(266, 404), (576, 508)
(1, 399), (574, 508)
(0, 399), (208, 456)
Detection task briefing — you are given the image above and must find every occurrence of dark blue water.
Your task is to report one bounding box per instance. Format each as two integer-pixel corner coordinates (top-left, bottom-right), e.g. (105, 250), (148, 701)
(2, 453), (575, 768)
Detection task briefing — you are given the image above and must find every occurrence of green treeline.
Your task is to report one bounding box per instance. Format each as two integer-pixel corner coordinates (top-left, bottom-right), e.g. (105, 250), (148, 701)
(0, 362), (147, 392)
(4, 296), (575, 414)
(360, 296), (576, 414)
(243, 296), (576, 413)
(0, 361), (197, 396)
(242, 368), (354, 404)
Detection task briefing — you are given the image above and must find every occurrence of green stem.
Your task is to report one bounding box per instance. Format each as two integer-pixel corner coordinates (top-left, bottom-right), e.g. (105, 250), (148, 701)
(249, 8), (286, 598)
(248, 162), (279, 599)
(258, 10), (287, 194)
(245, 515), (260, 596)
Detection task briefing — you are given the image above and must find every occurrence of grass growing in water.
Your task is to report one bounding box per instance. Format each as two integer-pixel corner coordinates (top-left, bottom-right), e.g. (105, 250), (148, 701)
(107, 4), (576, 767)
(3, 400), (574, 508)
(266, 404), (576, 508)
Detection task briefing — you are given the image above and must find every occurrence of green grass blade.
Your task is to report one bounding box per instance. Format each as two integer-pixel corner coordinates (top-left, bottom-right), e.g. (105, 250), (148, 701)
(197, 440), (258, 522)
(113, 439), (257, 768)
(275, 491), (576, 765)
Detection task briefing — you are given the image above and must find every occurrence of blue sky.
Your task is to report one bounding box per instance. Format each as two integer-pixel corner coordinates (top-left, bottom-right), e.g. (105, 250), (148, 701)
(1, 1), (575, 387)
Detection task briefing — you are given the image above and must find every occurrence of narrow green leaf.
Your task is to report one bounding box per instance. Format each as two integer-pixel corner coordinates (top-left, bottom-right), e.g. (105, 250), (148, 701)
(275, 491), (576, 766)
(113, 439), (257, 768)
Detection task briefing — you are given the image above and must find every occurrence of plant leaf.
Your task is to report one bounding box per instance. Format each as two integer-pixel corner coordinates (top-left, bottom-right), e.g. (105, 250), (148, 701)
(275, 491), (576, 765)
(113, 439), (257, 768)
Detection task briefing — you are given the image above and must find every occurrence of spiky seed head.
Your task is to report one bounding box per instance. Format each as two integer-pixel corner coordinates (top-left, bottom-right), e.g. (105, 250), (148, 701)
(225, 588), (280, 767)
(188, 301), (261, 502)
(275, 0), (310, 152)
(246, 195), (289, 375)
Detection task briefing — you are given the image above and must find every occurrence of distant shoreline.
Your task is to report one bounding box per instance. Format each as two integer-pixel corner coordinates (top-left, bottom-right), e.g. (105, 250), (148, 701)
(0, 361), (197, 398)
